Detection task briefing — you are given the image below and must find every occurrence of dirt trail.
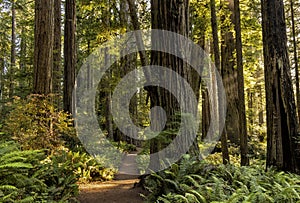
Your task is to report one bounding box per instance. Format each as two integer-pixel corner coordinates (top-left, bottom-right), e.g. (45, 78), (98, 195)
(78, 149), (146, 203)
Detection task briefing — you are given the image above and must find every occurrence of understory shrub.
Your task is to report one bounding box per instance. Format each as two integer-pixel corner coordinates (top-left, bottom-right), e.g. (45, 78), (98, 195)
(144, 155), (300, 203)
(0, 140), (116, 202)
(67, 150), (116, 183)
(3, 94), (76, 151)
(0, 95), (117, 202)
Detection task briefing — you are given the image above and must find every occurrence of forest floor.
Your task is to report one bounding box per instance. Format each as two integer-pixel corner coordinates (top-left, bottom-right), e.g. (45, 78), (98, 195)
(77, 149), (147, 203)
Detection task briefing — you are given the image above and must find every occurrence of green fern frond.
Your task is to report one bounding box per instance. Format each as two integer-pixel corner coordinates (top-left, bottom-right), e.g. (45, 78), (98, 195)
(157, 196), (172, 203)
(185, 192), (200, 203)
(174, 194), (189, 203)
(164, 179), (179, 191)
(16, 196), (35, 203)
(0, 185), (18, 191)
(0, 162), (32, 169)
(183, 175), (201, 187)
(187, 190), (207, 203)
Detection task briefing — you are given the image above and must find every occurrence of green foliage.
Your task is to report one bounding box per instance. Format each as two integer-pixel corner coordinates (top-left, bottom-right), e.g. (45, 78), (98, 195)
(144, 155), (300, 203)
(0, 139), (116, 202)
(68, 150), (116, 183)
(0, 141), (79, 202)
(0, 0), (35, 103)
(3, 94), (76, 151)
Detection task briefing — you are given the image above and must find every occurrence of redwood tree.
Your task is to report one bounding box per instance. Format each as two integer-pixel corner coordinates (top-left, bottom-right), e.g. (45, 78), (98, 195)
(290, 0), (300, 126)
(262, 0), (299, 172)
(33, 0), (54, 94)
(220, 0), (239, 145)
(64, 0), (76, 114)
(210, 0), (230, 164)
(234, 0), (249, 166)
(149, 0), (200, 171)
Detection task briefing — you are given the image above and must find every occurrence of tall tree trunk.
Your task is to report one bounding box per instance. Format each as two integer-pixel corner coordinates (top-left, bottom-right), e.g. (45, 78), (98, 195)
(9, 0), (16, 98)
(64, 0), (76, 114)
(221, 0), (239, 145)
(211, 0), (230, 164)
(234, 0), (249, 166)
(290, 0), (300, 126)
(201, 40), (210, 141)
(149, 0), (201, 171)
(102, 0), (114, 140)
(120, 0), (138, 144)
(262, 0), (299, 172)
(33, 0), (54, 94)
(53, 0), (62, 107)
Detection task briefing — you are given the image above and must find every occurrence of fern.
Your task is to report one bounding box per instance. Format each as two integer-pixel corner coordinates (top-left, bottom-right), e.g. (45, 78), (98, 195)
(145, 156), (300, 203)
(0, 140), (82, 202)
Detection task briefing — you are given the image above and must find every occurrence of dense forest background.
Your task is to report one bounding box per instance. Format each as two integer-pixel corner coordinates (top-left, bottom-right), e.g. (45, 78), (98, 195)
(1, 0), (300, 202)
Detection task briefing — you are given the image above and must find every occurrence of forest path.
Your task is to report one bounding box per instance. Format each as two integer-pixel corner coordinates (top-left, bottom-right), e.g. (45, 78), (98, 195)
(78, 148), (146, 203)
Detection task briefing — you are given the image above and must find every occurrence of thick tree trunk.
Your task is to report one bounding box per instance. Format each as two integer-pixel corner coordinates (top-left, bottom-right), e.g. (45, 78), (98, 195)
(64, 0), (76, 114)
(234, 0), (249, 166)
(211, 0), (230, 164)
(221, 0), (239, 145)
(262, 0), (299, 172)
(149, 0), (201, 169)
(33, 0), (54, 94)
(290, 0), (300, 127)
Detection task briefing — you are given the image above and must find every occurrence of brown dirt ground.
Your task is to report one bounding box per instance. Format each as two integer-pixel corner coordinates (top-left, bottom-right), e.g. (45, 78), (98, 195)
(77, 178), (146, 203)
(77, 149), (148, 203)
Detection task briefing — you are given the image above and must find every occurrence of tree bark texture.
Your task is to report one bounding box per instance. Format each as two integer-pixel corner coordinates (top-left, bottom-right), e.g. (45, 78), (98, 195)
(211, 0), (230, 164)
(149, 0), (201, 170)
(234, 0), (249, 166)
(221, 0), (239, 145)
(262, 0), (299, 172)
(290, 0), (300, 127)
(33, 0), (54, 94)
(64, 0), (76, 114)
